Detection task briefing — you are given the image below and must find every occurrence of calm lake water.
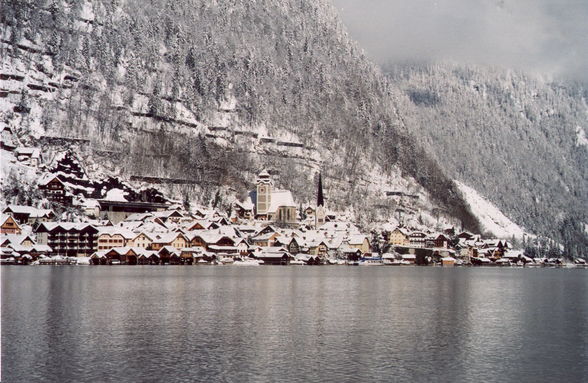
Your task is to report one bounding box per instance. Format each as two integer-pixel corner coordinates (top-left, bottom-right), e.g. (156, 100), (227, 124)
(2, 266), (587, 382)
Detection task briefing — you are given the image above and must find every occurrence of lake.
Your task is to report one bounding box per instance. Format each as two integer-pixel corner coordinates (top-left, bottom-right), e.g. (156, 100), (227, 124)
(2, 266), (587, 382)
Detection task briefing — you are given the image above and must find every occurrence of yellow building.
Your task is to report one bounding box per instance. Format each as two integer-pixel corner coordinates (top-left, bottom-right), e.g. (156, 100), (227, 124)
(347, 235), (371, 254)
(128, 233), (154, 249)
(96, 228), (135, 250)
(389, 228), (410, 246)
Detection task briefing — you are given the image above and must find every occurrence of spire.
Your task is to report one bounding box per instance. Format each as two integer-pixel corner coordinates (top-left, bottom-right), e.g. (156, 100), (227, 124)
(317, 172), (324, 207)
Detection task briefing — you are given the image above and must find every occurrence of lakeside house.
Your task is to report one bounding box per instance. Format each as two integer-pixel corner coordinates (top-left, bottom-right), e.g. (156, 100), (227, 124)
(1, 214), (22, 234)
(2, 205), (55, 224)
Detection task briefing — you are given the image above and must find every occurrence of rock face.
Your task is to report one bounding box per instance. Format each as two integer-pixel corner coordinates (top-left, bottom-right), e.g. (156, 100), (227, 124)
(0, 0), (481, 231)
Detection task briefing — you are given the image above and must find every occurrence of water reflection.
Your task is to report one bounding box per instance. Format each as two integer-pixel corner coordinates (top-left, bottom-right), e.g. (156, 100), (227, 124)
(2, 267), (587, 382)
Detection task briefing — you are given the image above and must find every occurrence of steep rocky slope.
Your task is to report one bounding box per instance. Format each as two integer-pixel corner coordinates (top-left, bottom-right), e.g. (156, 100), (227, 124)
(386, 63), (587, 254)
(0, 0), (479, 231)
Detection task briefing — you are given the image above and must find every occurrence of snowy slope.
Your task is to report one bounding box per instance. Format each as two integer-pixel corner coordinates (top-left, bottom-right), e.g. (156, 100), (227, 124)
(455, 180), (528, 239)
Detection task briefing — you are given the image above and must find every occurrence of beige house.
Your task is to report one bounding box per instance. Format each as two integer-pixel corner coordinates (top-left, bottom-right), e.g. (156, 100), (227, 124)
(308, 240), (329, 256)
(389, 228), (410, 246)
(347, 235), (371, 254)
(1, 215), (22, 234)
(151, 233), (189, 251)
(96, 228), (135, 250)
(128, 233), (154, 249)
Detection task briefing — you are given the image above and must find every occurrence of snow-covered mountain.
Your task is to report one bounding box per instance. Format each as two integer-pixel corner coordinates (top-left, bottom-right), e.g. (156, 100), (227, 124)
(386, 63), (587, 254)
(0, 0), (481, 232)
(1, 1), (586, 253)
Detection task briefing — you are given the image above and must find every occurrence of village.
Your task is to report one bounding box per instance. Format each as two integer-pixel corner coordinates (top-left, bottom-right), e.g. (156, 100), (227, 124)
(1, 126), (586, 268)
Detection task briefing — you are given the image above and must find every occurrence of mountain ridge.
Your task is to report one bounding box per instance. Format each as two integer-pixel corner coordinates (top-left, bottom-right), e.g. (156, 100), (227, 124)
(0, 0), (482, 233)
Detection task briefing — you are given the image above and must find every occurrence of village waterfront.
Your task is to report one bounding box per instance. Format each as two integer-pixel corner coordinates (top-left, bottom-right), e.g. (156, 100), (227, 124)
(2, 169), (586, 268)
(2, 266), (587, 382)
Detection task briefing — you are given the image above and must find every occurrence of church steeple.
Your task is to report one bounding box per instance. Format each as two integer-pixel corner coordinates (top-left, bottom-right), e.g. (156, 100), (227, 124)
(315, 172), (326, 228)
(317, 172), (324, 207)
(256, 169), (273, 217)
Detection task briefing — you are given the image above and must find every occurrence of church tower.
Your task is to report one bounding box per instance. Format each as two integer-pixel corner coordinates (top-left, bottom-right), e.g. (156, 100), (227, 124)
(256, 169), (273, 217)
(315, 172), (326, 228)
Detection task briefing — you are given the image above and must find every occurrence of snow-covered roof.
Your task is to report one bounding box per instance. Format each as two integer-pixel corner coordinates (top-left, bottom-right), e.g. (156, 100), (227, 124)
(152, 210), (184, 219)
(125, 212), (153, 222)
(36, 222), (96, 232)
(158, 246), (180, 255)
(347, 235), (368, 246)
(104, 188), (128, 202)
(152, 232), (186, 244)
(251, 232), (279, 241)
(32, 244), (52, 252)
(81, 199), (100, 208)
(37, 173), (64, 186)
(208, 245), (239, 251)
(0, 233), (34, 246)
(318, 221), (360, 234)
(180, 247), (204, 254)
(97, 226), (136, 239)
(1, 214), (20, 225)
(3, 205), (53, 218)
(392, 227), (410, 236)
(267, 189), (296, 212)
(235, 198), (254, 211)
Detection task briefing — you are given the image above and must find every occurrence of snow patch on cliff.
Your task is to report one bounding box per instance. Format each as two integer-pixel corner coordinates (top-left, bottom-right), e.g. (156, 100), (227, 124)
(455, 180), (528, 239)
(576, 126), (588, 147)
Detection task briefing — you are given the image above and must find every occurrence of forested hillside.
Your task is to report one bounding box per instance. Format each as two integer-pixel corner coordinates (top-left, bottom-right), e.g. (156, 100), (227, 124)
(386, 63), (588, 255)
(0, 1), (478, 231)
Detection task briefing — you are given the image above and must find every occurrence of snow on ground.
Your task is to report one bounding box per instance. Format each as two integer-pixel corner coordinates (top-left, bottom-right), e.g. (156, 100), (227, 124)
(576, 126), (588, 147)
(454, 180), (528, 239)
(104, 188), (128, 202)
(0, 149), (39, 183)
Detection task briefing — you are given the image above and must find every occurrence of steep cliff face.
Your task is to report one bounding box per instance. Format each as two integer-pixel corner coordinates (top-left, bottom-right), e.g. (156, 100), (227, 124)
(0, 0), (482, 231)
(387, 63), (587, 252)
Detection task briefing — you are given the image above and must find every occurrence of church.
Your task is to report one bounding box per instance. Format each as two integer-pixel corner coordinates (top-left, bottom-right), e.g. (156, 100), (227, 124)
(249, 170), (298, 224)
(234, 169), (328, 227)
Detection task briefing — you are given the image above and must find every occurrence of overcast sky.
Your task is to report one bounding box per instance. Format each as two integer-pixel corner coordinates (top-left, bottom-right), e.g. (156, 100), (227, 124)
(332, 0), (588, 81)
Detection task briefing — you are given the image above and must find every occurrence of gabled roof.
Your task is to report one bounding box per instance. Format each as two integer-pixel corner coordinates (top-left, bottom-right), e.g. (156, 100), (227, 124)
(347, 235), (368, 245)
(326, 235), (345, 249)
(188, 231), (236, 246)
(35, 222), (97, 233)
(152, 210), (184, 219)
(152, 232), (187, 244)
(104, 247), (138, 256)
(392, 227), (409, 236)
(158, 246), (180, 255)
(32, 244), (52, 252)
(235, 198), (254, 211)
(256, 225), (277, 236)
(267, 190), (296, 212)
(38, 174), (65, 187)
(97, 226), (136, 239)
(132, 232), (155, 241)
(251, 232), (280, 241)
(0, 234), (35, 246)
(1, 214), (21, 228)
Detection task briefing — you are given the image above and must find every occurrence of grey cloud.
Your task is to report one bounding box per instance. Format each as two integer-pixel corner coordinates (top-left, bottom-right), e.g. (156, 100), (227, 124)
(332, 0), (588, 81)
